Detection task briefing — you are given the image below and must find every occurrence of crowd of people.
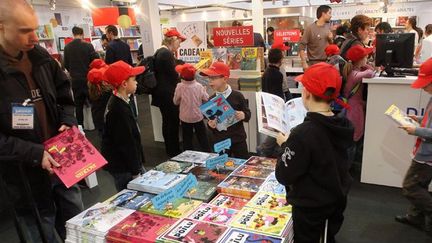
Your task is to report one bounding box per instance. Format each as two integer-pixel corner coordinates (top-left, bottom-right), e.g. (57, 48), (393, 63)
(1, 0), (432, 243)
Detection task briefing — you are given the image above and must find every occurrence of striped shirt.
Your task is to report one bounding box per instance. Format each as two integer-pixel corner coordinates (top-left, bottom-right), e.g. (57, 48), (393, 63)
(173, 80), (209, 123)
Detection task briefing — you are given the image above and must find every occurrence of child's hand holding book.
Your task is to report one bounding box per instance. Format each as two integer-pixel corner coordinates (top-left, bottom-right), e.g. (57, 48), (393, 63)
(235, 111), (245, 121)
(399, 125), (416, 135)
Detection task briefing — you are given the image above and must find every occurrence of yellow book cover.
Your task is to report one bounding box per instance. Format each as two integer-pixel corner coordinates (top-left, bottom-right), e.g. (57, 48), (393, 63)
(139, 198), (201, 219)
(246, 191), (292, 214)
(384, 104), (419, 127)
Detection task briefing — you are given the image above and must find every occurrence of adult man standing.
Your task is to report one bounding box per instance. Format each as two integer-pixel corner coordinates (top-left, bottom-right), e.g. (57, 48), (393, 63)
(105, 25), (133, 65)
(0, 1), (83, 242)
(299, 5), (333, 70)
(64, 26), (98, 126)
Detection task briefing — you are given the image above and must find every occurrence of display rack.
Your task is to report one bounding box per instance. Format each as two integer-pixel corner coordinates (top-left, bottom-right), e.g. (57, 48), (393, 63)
(36, 24), (58, 55)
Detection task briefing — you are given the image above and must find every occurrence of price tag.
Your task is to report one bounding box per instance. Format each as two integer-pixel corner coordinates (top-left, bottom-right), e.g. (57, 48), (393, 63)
(205, 154), (229, 170)
(151, 187), (177, 210)
(214, 138), (232, 153)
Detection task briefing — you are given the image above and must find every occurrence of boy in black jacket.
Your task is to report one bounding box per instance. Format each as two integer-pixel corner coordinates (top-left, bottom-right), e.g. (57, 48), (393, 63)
(262, 47), (285, 99)
(200, 62), (251, 159)
(98, 61), (146, 191)
(275, 63), (354, 243)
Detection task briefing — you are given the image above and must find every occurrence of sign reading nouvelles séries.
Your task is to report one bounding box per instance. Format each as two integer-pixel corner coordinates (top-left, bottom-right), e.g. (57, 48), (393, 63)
(274, 29), (301, 43)
(213, 26), (254, 47)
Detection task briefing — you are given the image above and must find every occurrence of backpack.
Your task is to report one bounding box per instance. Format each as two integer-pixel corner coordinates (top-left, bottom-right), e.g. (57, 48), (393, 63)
(135, 49), (161, 95)
(331, 81), (362, 117)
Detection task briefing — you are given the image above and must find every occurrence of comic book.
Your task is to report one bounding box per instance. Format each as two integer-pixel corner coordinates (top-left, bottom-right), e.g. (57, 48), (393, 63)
(384, 104), (419, 127)
(200, 94), (240, 131)
(246, 191), (291, 213)
(209, 194), (250, 210)
(227, 48), (242, 70)
(259, 173), (287, 196)
(189, 165), (232, 184)
(233, 165), (274, 179)
(106, 211), (176, 243)
(241, 48), (258, 71)
(229, 208), (292, 237)
(187, 203), (237, 225)
(127, 170), (186, 194)
(155, 161), (197, 174)
(217, 175), (265, 199)
(139, 198), (202, 218)
(223, 157), (247, 171)
(217, 228), (285, 243)
(212, 48), (228, 64)
(245, 156), (277, 169)
(102, 189), (156, 210)
(185, 181), (218, 202)
(159, 218), (228, 243)
(43, 126), (107, 188)
(171, 150), (218, 164)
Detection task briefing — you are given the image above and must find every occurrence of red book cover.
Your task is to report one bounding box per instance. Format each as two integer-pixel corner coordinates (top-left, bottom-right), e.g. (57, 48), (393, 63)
(106, 211), (176, 243)
(209, 194), (250, 210)
(160, 218), (228, 243)
(43, 126), (107, 188)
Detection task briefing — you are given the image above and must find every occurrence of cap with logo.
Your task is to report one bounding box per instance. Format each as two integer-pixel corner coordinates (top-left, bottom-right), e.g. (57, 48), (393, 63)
(346, 45), (373, 62)
(175, 63), (196, 81)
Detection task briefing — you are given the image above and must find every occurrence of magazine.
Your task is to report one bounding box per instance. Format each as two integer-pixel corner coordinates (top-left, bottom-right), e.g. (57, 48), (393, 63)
(209, 194), (250, 210)
(200, 94), (240, 131)
(43, 126), (107, 188)
(187, 203), (237, 225)
(256, 92), (307, 138)
(241, 48), (258, 71)
(384, 104), (419, 127)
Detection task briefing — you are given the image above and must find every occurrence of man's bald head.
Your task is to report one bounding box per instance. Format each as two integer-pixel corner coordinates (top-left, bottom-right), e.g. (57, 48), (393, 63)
(0, 0), (35, 24)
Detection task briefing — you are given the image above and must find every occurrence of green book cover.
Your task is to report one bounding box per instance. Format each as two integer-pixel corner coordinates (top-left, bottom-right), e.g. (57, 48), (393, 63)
(139, 198), (201, 218)
(185, 181), (218, 202)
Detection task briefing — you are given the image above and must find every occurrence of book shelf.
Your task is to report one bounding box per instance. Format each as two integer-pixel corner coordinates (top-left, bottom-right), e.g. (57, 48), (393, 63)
(37, 24), (58, 55)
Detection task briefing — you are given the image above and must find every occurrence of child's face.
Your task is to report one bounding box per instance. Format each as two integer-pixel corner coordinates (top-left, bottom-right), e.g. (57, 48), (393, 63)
(209, 76), (228, 92)
(357, 56), (368, 67)
(124, 76), (137, 94)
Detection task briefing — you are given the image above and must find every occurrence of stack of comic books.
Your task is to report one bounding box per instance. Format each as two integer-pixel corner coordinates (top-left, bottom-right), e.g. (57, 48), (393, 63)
(187, 203), (237, 226)
(171, 150), (218, 164)
(139, 197), (202, 219)
(209, 194), (250, 210)
(127, 170), (186, 194)
(217, 175), (264, 199)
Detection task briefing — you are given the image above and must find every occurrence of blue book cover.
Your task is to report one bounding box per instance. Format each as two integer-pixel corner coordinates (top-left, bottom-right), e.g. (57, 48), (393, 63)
(200, 95), (240, 131)
(259, 173), (286, 195)
(119, 193), (155, 210)
(218, 228), (284, 243)
(127, 170), (186, 193)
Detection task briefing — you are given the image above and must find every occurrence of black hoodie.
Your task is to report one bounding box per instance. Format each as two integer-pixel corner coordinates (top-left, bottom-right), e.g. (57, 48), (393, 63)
(275, 112), (354, 208)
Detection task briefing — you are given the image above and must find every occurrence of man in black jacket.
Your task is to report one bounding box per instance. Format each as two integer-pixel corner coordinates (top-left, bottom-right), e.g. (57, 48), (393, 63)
(0, 1), (83, 242)
(105, 25), (133, 65)
(64, 26), (98, 126)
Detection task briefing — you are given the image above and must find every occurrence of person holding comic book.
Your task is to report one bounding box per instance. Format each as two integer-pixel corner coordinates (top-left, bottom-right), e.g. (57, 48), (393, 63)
(395, 58), (432, 236)
(200, 62), (251, 159)
(0, 1), (84, 241)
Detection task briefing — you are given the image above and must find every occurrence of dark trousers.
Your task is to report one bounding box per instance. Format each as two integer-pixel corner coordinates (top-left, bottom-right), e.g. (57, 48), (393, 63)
(225, 140), (249, 159)
(159, 104), (181, 157)
(292, 198), (347, 243)
(181, 120), (210, 152)
(110, 172), (133, 192)
(402, 161), (432, 219)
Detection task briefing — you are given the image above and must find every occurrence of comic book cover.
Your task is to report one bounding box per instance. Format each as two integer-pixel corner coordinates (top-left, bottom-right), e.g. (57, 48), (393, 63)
(44, 126), (107, 188)
(106, 211), (176, 243)
(209, 194), (250, 210)
(227, 48), (242, 70)
(155, 161), (197, 174)
(223, 157), (247, 171)
(240, 48), (258, 71)
(229, 208), (292, 237)
(159, 218), (228, 243)
(246, 191), (291, 213)
(187, 203), (237, 225)
(245, 156), (277, 169)
(102, 190), (155, 211)
(212, 48), (228, 64)
(127, 170), (186, 194)
(189, 165), (232, 184)
(233, 165), (274, 179)
(200, 95), (240, 131)
(217, 228), (285, 243)
(102, 189), (138, 207)
(185, 181), (218, 202)
(259, 173), (287, 195)
(171, 150), (218, 164)
(217, 176), (264, 199)
(139, 198), (202, 218)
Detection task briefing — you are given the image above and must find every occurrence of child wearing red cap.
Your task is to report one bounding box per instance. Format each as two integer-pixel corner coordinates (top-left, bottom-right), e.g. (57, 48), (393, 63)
(275, 63), (354, 243)
(96, 61), (146, 191)
(342, 45), (376, 164)
(173, 64), (210, 152)
(325, 44), (346, 72)
(396, 58), (432, 235)
(200, 62), (251, 159)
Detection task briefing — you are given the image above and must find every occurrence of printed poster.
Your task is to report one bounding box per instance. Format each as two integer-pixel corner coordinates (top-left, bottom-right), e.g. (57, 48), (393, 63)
(177, 21), (207, 63)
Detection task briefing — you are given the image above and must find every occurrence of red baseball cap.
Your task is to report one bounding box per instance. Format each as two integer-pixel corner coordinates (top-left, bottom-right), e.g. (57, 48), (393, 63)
(295, 63), (341, 100)
(271, 41), (290, 51)
(346, 45), (373, 62)
(87, 67), (108, 84)
(176, 63), (196, 81)
(200, 62), (230, 78)
(103, 61), (145, 88)
(412, 58), (432, 89)
(89, 59), (107, 69)
(325, 44), (340, 57)
(165, 28), (186, 42)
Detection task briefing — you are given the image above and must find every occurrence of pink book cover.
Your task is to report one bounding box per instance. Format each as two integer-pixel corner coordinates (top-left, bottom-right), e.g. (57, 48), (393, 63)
(161, 218), (228, 243)
(187, 203), (237, 225)
(209, 194), (250, 210)
(106, 211), (176, 243)
(43, 126), (107, 188)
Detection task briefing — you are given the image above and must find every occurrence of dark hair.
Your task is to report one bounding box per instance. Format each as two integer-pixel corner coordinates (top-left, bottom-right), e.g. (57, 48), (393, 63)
(336, 25), (350, 36)
(267, 27), (274, 33)
(316, 5), (331, 19)
(350, 15), (372, 37)
(268, 48), (283, 64)
(105, 25), (118, 36)
(232, 20), (242, 27)
(375, 22), (392, 33)
(101, 34), (108, 41)
(426, 24), (432, 36)
(72, 26), (84, 36)
(409, 17), (423, 42)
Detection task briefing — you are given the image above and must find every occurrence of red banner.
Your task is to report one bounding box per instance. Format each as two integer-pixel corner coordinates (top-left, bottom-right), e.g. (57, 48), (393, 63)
(91, 7), (137, 26)
(213, 26), (254, 47)
(274, 29), (301, 43)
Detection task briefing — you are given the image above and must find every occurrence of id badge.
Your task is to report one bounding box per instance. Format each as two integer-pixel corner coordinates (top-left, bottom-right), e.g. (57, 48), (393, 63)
(12, 103), (34, 129)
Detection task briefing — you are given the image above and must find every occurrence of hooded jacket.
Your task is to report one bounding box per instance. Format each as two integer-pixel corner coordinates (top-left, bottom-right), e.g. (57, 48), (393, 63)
(275, 112), (354, 207)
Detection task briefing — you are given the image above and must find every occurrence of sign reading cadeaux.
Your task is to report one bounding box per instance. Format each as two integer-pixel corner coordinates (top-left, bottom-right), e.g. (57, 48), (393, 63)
(213, 26), (254, 47)
(177, 21), (207, 63)
(274, 30), (301, 43)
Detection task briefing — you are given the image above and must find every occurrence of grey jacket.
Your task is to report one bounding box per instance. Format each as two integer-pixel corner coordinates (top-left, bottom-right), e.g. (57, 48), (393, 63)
(414, 97), (432, 162)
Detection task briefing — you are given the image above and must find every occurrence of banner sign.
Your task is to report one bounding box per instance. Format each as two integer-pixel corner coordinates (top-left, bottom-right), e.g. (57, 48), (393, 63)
(274, 30), (301, 43)
(206, 154), (229, 170)
(213, 26), (254, 47)
(177, 21), (207, 63)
